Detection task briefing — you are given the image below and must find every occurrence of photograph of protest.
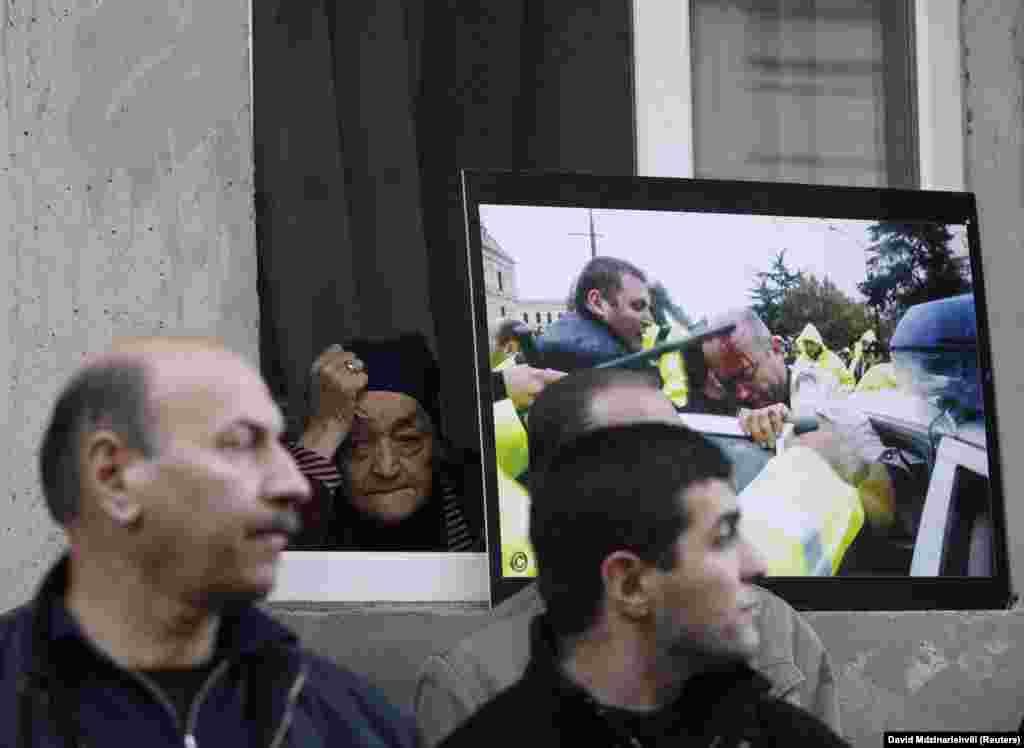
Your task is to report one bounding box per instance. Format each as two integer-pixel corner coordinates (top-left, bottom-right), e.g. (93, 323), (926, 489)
(477, 203), (995, 583)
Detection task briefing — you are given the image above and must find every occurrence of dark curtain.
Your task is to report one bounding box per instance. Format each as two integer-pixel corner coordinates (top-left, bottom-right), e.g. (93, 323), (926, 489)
(255, 0), (635, 449)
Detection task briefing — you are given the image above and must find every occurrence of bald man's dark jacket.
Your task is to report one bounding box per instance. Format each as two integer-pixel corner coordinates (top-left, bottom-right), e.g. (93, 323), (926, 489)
(0, 556), (418, 748)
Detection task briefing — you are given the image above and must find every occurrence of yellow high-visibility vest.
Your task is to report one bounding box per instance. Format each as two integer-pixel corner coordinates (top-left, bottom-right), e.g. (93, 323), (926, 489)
(738, 446), (864, 576)
(643, 323), (690, 408)
(492, 397), (536, 577)
(855, 362), (900, 393)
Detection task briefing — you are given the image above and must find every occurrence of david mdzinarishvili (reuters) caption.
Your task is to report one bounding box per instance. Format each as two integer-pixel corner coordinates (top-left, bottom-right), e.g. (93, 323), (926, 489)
(885, 734), (1021, 745)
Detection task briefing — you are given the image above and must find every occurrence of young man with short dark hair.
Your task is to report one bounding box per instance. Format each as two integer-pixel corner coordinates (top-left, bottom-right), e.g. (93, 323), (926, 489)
(415, 369), (842, 746)
(439, 422), (848, 748)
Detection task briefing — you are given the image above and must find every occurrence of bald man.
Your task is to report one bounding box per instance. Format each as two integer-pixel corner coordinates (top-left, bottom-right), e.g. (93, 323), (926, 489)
(2, 337), (416, 748)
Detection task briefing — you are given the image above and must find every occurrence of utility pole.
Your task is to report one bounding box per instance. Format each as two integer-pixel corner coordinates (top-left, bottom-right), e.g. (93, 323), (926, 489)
(569, 209), (604, 258)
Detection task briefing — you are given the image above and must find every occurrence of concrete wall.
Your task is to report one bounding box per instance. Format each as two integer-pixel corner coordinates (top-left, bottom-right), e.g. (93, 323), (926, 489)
(270, 604), (1024, 746)
(963, 0), (1024, 594)
(810, 610), (1024, 742)
(1, 0), (256, 609)
(1, 0), (1023, 744)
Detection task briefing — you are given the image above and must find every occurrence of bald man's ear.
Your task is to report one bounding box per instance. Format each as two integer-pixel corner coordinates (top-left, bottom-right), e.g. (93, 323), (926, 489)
(601, 551), (657, 622)
(84, 431), (143, 528)
(771, 335), (785, 354)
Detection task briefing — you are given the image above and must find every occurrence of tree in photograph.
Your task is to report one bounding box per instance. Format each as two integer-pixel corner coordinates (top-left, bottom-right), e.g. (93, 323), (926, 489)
(777, 274), (871, 350)
(748, 250), (803, 334)
(857, 222), (971, 324)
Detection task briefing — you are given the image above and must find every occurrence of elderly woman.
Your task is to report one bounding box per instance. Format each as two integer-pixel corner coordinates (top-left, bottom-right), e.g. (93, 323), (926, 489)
(287, 333), (482, 552)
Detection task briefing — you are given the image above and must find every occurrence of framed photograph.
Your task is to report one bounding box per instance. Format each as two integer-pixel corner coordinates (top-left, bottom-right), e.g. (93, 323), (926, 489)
(461, 169), (1011, 610)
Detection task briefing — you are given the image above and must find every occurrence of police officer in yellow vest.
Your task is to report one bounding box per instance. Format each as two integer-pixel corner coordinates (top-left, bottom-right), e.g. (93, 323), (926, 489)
(845, 331), (901, 393)
(855, 361), (900, 393)
(641, 281), (694, 408)
(793, 323), (855, 391)
(490, 360), (566, 575)
(852, 333), (899, 395)
(838, 346), (852, 369)
(489, 318), (528, 369)
(848, 329), (880, 383)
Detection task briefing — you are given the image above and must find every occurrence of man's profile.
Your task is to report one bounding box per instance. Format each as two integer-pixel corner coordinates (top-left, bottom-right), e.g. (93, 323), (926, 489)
(2, 337), (416, 748)
(415, 369), (842, 746)
(438, 422), (848, 747)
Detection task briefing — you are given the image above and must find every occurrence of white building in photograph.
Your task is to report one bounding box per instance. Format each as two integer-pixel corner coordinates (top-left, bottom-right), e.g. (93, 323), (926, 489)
(515, 299), (568, 336)
(481, 226), (518, 323)
(482, 226), (566, 335)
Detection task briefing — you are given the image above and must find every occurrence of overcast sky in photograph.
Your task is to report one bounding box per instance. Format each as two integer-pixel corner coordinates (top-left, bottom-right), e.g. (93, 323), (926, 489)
(479, 205), (969, 323)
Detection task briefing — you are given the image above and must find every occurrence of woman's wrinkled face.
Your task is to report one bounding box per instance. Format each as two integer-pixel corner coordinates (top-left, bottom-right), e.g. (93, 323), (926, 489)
(346, 391), (434, 524)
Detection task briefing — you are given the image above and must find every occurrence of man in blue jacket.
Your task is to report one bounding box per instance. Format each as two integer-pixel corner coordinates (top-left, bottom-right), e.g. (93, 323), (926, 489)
(1, 337), (418, 748)
(535, 256), (654, 371)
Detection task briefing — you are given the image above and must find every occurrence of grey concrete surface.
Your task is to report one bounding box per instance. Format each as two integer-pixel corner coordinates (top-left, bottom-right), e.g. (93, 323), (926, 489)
(963, 0), (1024, 596)
(1, 0), (257, 609)
(269, 604), (1024, 747)
(810, 610), (1023, 743)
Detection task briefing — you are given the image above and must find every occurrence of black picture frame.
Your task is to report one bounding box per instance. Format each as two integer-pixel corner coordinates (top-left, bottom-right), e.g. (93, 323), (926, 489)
(458, 168), (1011, 611)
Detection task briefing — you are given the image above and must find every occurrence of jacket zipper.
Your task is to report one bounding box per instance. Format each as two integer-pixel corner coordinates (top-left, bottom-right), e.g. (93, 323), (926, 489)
(267, 662), (309, 748)
(183, 659), (232, 747)
(127, 658), (231, 748)
(79, 647), (305, 748)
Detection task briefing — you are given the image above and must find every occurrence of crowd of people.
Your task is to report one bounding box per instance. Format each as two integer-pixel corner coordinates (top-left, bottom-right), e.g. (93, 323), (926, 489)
(785, 325), (896, 396)
(489, 255), (928, 578)
(0, 251), (980, 745)
(3, 334), (853, 746)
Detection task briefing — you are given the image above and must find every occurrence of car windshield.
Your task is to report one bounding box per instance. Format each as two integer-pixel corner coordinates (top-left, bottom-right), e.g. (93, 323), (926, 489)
(891, 349), (983, 420)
